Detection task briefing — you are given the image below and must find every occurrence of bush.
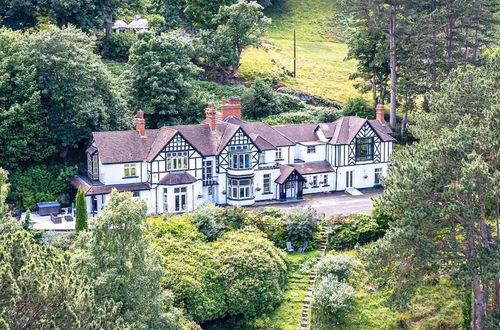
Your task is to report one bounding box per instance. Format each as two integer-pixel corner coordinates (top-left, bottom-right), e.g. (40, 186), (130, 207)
(9, 164), (77, 210)
(327, 214), (386, 251)
(102, 32), (137, 60)
(243, 211), (287, 247)
(193, 203), (225, 241)
(275, 92), (307, 113)
(316, 255), (358, 281)
(284, 207), (319, 249)
(341, 97), (373, 119)
(242, 78), (280, 119)
(312, 275), (356, 322)
(212, 230), (288, 319)
(148, 214), (205, 242)
(219, 206), (248, 230)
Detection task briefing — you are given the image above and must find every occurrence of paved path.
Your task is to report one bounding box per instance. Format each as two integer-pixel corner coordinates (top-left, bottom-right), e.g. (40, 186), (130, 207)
(256, 189), (383, 217)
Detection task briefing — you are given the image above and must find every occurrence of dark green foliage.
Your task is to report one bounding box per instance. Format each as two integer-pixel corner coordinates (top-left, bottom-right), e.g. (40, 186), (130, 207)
(327, 214), (386, 251)
(9, 164), (77, 210)
(193, 203), (225, 241)
(212, 230), (287, 319)
(101, 31), (137, 60)
(129, 31), (203, 127)
(242, 78), (280, 119)
(341, 97), (373, 119)
(0, 230), (121, 328)
(283, 207), (319, 249)
(75, 188), (88, 232)
(22, 209), (30, 230)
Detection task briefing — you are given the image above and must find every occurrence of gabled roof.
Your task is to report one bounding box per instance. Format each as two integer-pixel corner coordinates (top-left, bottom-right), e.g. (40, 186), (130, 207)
(158, 171), (197, 185)
(112, 20), (128, 29)
(275, 164), (296, 184)
(225, 117), (295, 149)
(128, 18), (148, 29)
(71, 175), (150, 195)
(93, 130), (159, 164)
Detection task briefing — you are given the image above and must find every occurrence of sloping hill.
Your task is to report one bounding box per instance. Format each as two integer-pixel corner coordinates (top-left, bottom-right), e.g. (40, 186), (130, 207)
(238, 0), (360, 103)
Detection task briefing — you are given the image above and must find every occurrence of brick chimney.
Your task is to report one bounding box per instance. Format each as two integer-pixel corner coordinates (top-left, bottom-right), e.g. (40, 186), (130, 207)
(221, 97), (241, 120)
(205, 103), (217, 131)
(375, 99), (385, 123)
(135, 110), (146, 137)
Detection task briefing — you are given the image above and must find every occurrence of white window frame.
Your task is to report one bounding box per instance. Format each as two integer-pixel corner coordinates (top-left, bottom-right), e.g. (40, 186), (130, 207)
(263, 174), (271, 193)
(312, 175), (318, 187)
(124, 164), (137, 177)
(203, 160), (213, 182)
(375, 168), (383, 185)
(275, 147), (283, 160)
(307, 146), (316, 154)
(166, 152), (188, 171)
(229, 178), (253, 199)
(174, 187), (187, 212)
(259, 153), (265, 164)
(230, 153), (251, 169)
(323, 174), (328, 186)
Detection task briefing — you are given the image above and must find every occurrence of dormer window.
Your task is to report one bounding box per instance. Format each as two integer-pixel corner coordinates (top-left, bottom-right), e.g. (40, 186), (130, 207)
(124, 164), (137, 177)
(87, 152), (99, 181)
(355, 137), (374, 161)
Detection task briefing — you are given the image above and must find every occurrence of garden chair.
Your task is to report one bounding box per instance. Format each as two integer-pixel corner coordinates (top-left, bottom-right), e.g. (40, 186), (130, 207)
(298, 241), (308, 253)
(286, 241), (294, 252)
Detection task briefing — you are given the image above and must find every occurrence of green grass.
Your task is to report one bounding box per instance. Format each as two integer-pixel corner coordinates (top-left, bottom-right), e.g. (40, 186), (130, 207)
(264, 250), (319, 329)
(238, 0), (361, 103)
(310, 250), (463, 330)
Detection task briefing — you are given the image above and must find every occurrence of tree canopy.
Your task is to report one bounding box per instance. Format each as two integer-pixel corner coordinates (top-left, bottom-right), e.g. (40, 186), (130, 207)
(360, 57), (499, 329)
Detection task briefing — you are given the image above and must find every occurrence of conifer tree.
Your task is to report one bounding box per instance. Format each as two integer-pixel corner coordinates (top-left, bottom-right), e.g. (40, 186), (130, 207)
(22, 209), (30, 230)
(75, 188), (88, 231)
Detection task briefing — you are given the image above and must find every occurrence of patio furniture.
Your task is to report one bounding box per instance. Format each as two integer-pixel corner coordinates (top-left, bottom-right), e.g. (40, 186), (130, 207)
(37, 201), (61, 216)
(64, 215), (74, 222)
(286, 241), (294, 252)
(298, 240), (308, 253)
(50, 213), (62, 224)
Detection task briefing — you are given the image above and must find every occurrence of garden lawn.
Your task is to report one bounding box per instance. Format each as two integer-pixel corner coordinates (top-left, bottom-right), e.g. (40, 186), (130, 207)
(265, 250), (319, 329)
(238, 0), (361, 102)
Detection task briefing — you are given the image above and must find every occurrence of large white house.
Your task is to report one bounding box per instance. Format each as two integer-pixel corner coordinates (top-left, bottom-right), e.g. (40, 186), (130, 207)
(71, 98), (395, 216)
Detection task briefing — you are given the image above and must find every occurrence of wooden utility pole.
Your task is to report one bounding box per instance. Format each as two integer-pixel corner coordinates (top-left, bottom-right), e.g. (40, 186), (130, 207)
(293, 29), (297, 78)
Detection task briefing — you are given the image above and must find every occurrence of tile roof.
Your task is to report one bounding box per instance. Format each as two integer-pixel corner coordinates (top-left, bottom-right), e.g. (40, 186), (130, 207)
(90, 115), (395, 164)
(70, 176), (150, 196)
(291, 161), (334, 175)
(158, 171), (198, 185)
(128, 18), (148, 29)
(274, 123), (321, 143)
(275, 164), (296, 184)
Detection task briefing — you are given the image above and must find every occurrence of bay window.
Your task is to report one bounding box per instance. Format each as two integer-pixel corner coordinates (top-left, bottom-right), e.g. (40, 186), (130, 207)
(229, 178), (253, 199)
(167, 152), (188, 170)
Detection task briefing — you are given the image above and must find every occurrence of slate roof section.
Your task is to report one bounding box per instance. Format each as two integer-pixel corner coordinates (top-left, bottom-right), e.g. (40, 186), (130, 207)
(291, 161), (334, 175)
(112, 20), (128, 29)
(70, 176), (150, 196)
(274, 123), (321, 143)
(128, 18), (148, 30)
(158, 172), (198, 185)
(275, 164), (296, 184)
(226, 117), (295, 149)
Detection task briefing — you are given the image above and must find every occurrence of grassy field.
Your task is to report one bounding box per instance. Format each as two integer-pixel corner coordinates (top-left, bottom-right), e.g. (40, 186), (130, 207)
(238, 0), (361, 103)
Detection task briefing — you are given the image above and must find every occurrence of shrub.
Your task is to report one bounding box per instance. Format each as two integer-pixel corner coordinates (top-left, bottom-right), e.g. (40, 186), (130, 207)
(284, 207), (319, 249)
(275, 92), (307, 113)
(9, 164), (77, 210)
(102, 32), (137, 60)
(193, 203), (225, 241)
(328, 214), (386, 251)
(75, 188), (88, 232)
(212, 230), (288, 319)
(316, 255), (358, 281)
(312, 275), (356, 322)
(243, 212), (287, 247)
(341, 97), (373, 119)
(219, 206), (248, 230)
(147, 214), (205, 242)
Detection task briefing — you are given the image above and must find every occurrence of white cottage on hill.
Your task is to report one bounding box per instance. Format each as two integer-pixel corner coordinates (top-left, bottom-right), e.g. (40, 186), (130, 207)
(71, 98), (395, 216)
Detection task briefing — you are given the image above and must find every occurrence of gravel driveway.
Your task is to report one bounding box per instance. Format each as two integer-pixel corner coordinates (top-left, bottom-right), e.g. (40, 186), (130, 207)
(255, 188), (383, 218)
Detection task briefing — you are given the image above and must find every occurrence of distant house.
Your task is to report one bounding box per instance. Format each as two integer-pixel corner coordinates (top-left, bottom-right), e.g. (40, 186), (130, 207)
(111, 20), (128, 34)
(110, 16), (149, 34)
(71, 98), (395, 216)
(127, 15), (149, 32)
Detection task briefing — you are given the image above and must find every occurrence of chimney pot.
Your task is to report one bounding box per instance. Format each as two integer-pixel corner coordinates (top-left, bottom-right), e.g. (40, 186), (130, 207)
(205, 103), (217, 131)
(375, 99), (385, 123)
(221, 97), (241, 120)
(135, 110), (146, 137)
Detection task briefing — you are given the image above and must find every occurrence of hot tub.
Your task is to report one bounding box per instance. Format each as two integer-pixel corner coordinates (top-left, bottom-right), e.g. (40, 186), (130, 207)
(37, 201), (61, 216)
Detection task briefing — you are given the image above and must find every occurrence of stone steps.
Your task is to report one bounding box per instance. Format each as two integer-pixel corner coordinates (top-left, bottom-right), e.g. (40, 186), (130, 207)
(298, 228), (329, 329)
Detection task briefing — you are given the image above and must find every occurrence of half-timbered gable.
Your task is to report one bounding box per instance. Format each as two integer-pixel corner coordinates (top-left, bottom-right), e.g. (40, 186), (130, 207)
(149, 132), (203, 184)
(217, 128), (259, 172)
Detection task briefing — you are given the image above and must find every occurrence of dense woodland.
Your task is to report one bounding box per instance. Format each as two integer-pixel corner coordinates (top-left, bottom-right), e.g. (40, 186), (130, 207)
(0, 0), (499, 329)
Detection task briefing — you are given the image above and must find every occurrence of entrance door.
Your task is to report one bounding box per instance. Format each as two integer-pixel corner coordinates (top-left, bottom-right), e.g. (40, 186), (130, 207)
(174, 187), (187, 212)
(286, 181), (296, 198)
(346, 171), (354, 188)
